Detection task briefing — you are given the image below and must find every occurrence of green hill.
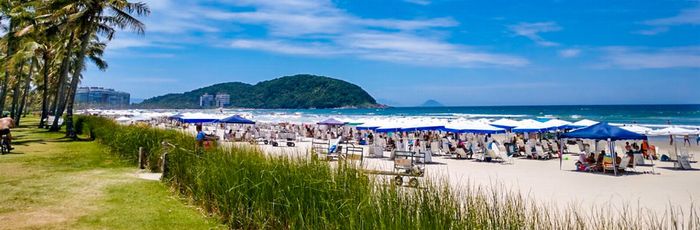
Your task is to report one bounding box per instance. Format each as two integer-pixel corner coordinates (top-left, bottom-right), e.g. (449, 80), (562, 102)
(137, 74), (379, 109)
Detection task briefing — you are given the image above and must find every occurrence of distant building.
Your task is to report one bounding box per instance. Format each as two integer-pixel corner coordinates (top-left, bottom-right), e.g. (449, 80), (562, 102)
(199, 93), (215, 107)
(215, 93), (230, 107)
(200, 93), (230, 108)
(75, 87), (130, 109)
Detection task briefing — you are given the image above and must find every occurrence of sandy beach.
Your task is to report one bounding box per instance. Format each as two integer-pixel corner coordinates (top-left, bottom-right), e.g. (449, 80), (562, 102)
(242, 136), (700, 214)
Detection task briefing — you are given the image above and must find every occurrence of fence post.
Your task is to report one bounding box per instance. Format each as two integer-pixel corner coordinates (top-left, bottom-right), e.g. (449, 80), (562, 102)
(138, 147), (145, 169)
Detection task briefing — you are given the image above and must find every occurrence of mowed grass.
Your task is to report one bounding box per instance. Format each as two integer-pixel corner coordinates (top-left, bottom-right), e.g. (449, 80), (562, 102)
(0, 117), (222, 229)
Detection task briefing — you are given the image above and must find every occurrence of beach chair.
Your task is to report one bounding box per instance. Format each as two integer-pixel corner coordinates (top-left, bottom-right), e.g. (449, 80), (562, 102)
(494, 145), (513, 164)
(423, 149), (433, 163)
(441, 141), (450, 155)
(535, 146), (550, 160)
(524, 145), (533, 158)
(455, 148), (468, 159)
(430, 142), (441, 156)
(516, 139), (526, 155)
(566, 144), (583, 155)
(676, 149), (693, 170)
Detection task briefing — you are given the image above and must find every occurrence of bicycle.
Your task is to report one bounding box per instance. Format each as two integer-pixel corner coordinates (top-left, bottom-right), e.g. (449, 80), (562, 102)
(0, 134), (10, 155)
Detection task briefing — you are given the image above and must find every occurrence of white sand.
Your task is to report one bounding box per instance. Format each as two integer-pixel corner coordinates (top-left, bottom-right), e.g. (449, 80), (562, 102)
(243, 138), (700, 215)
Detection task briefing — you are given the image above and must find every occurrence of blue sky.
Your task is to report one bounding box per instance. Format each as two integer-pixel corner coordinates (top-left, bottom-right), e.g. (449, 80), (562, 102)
(82, 0), (700, 106)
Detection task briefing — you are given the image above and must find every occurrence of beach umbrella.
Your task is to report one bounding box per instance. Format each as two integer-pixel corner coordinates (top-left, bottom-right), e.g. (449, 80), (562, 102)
(571, 119), (598, 128)
(443, 120), (506, 134)
(648, 126), (698, 136)
(490, 118), (520, 129)
(542, 119), (573, 130)
(317, 118), (346, 126)
(178, 113), (224, 123)
(560, 122), (647, 176)
(115, 116), (131, 122)
(399, 119), (445, 132)
(512, 119), (551, 133)
(219, 115), (255, 124)
(619, 125), (653, 135)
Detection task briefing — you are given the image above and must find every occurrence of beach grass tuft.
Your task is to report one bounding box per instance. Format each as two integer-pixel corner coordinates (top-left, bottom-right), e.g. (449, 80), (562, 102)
(76, 116), (699, 229)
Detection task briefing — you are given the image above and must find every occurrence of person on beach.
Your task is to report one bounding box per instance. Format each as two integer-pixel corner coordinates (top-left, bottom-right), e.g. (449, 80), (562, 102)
(669, 135), (674, 145)
(683, 135), (691, 146)
(0, 117), (15, 150)
(195, 124), (206, 151)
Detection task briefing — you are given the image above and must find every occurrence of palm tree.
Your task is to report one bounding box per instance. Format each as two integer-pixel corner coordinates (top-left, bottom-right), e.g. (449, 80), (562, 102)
(55, 0), (149, 138)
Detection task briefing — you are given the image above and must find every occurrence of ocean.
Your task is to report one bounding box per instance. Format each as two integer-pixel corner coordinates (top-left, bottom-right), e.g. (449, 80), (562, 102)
(221, 104), (700, 127)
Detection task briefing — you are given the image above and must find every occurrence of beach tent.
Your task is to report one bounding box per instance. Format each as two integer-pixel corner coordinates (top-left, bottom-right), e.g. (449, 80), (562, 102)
(177, 113), (223, 123)
(648, 126), (698, 136)
(375, 122), (405, 133)
(115, 116), (131, 122)
(512, 119), (551, 133)
(443, 120), (506, 134)
(399, 119), (445, 132)
(619, 125), (653, 135)
(571, 119), (598, 128)
(356, 121), (383, 130)
(490, 118), (520, 129)
(317, 118), (346, 126)
(560, 122), (647, 175)
(218, 115), (255, 124)
(648, 126), (698, 169)
(542, 119), (573, 130)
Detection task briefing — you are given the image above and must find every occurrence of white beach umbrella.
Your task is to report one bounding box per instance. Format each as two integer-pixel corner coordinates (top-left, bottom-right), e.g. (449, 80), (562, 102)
(115, 116), (131, 122)
(620, 125), (653, 135)
(444, 120), (505, 134)
(512, 119), (550, 132)
(649, 126), (698, 136)
(571, 119), (598, 128)
(542, 119), (572, 130)
(490, 118), (520, 128)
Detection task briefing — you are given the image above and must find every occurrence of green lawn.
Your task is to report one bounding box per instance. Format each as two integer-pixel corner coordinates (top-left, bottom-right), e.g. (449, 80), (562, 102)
(0, 117), (222, 229)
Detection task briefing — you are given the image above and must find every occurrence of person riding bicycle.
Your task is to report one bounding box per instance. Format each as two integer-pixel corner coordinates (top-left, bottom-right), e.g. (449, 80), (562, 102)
(0, 117), (15, 150)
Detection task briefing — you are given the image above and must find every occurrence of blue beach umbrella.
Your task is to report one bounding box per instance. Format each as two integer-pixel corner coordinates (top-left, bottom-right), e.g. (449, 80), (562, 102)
(560, 122), (647, 175)
(219, 115), (256, 124)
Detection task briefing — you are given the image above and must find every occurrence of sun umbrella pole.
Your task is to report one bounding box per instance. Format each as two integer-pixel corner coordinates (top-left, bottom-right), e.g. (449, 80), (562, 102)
(609, 138), (617, 176)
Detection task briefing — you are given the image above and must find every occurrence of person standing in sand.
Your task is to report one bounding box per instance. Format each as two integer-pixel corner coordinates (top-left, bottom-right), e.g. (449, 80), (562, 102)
(0, 117), (15, 150)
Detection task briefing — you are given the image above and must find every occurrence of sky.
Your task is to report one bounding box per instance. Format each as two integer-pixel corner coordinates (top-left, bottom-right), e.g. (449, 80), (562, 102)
(81, 0), (700, 106)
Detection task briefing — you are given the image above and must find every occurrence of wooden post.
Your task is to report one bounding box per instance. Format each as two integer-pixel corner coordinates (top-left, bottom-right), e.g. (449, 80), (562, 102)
(138, 147), (145, 169)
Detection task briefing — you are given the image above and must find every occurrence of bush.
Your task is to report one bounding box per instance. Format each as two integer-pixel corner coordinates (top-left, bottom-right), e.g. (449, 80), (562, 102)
(76, 116), (699, 229)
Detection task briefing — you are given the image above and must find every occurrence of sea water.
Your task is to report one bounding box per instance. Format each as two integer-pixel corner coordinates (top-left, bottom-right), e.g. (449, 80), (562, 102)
(218, 104), (700, 127)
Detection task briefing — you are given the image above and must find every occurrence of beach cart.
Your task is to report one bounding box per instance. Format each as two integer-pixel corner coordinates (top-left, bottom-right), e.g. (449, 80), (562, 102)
(362, 150), (425, 187)
(271, 132), (296, 147)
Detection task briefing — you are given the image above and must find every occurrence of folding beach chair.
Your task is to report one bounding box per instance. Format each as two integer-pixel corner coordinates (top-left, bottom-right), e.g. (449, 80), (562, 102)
(430, 141), (441, 156)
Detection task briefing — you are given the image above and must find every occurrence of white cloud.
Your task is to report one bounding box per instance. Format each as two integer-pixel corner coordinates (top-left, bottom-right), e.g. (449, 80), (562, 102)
(644, 6), (700, 26)
(508, 22), (561, 46)
(218, 0), (525, 68)
(230, 39), (341, 56)
(404, 0), (431, 5)
(638, 5), (700, 35)
(558, 49), (581, 58)
(634, 26), (669, 35)
(600, 46), (700, 69)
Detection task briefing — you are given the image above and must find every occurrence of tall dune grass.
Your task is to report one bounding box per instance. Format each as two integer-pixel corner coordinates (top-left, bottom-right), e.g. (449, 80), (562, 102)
(76, 116), (698, 229)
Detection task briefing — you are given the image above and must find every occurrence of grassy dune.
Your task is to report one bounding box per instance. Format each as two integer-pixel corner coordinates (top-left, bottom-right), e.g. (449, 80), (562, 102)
(76, 116), (699, 229)
(0, 117), (222, 229)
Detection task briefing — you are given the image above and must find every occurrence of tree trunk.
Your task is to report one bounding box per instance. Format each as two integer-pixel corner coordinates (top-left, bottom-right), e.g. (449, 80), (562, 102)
(0, 18), (15, 115)
(49, 32), (75, 132)
(65, 31), (92, 138)
(16, 59), (35, 126)
(39, 53), (51, 128)
(10, 62), (25, 120)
